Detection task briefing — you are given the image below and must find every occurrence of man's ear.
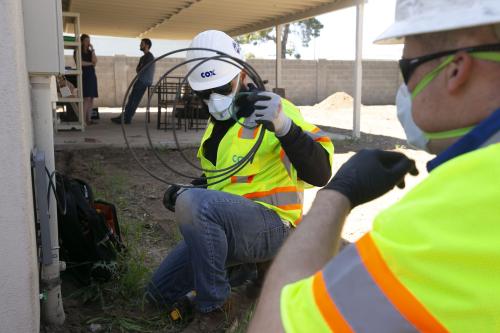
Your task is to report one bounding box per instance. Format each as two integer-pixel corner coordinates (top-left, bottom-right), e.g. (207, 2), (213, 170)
(446, 51), (473, 93)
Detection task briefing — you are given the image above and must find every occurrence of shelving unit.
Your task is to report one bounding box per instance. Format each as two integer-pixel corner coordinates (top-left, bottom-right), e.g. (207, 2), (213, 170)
(54, 12), (84, 131)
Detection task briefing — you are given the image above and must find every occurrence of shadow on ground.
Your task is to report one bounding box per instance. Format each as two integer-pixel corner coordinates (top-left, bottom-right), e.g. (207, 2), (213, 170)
(318, 125), (413, 153)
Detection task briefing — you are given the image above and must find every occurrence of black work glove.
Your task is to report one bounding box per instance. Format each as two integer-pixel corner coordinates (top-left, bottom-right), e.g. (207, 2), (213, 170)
(323, 149), (418, 208)
(163, 185), (181, 212)
(191, 176), (207, 187)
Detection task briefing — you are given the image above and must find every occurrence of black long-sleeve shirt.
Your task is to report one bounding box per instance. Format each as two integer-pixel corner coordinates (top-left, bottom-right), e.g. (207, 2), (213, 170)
(278, 122), (331, 186)
(201, 89), (331, 187)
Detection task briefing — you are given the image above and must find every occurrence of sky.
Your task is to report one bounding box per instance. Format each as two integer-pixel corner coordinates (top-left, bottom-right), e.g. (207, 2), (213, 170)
(86, 0), (402, 61)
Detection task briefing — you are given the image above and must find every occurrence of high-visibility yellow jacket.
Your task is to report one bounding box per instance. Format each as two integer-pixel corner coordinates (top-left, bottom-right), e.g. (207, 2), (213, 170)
(197, 99), (334, 226)
(281, 128), (500, 331)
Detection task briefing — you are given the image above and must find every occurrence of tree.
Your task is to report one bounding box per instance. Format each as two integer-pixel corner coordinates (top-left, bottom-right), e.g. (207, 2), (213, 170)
(237, 18), (324, 59)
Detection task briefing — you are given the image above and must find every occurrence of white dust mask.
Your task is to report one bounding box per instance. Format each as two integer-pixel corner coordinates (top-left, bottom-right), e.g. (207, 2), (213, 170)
(204, 75), (241, 121)
(396, 84), (429, 151)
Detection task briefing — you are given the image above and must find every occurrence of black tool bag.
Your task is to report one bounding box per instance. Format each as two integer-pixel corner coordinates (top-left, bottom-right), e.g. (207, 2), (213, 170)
(55, 174), (124, 285)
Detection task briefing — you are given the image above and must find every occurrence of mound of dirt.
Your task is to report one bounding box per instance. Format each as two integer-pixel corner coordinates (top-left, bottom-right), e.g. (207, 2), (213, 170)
(315, 92), (354, 109)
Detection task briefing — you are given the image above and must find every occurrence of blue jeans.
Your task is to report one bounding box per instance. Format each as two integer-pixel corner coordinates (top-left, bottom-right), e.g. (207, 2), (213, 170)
(147, 188), (291, 312)
(124, 80), (149, 122)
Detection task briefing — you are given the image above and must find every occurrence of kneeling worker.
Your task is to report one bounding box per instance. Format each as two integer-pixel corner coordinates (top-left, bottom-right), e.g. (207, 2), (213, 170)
(147, 30), (334, 331)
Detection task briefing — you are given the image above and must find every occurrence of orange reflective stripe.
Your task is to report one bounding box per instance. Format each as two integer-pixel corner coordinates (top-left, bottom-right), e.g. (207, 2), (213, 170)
(312, 271), (354, 333)
(238, 125), (259, 139)
(356, 234), (448, 333)
(243, 186), (297, 199)
(306, 127), (331, 144)
(277, 204), (302, 211)
(231, 176), (237, 183)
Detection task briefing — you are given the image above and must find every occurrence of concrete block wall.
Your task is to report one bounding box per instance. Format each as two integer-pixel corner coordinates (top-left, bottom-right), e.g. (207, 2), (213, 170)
(361, 60), (403, 104)
(94, 56), (115, 106)
(282, 59), (319, 105)
(67, 55), (402, 107)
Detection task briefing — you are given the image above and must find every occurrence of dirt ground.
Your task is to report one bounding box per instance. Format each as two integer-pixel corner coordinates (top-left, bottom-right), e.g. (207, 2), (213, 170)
(47, 102), (435, 332)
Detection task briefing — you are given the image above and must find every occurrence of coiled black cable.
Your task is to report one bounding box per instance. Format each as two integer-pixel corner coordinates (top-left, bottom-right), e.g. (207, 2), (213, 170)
(118, 48), (267, 188)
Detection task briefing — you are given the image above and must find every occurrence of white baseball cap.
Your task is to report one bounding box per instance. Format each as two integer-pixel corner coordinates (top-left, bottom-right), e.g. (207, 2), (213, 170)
(186, 30), (244, 91)
(375, 0), (500, 44)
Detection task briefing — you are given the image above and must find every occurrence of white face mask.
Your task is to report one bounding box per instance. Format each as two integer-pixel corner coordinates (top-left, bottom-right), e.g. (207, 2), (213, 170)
(396, 84), (429, 151)
(204, 75), (240, 121)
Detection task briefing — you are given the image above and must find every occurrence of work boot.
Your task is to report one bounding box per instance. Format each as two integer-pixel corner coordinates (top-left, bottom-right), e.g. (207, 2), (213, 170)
(181, 307), (228, 333)
(168, 292), (196, 322)
(182, 288), (254, 333)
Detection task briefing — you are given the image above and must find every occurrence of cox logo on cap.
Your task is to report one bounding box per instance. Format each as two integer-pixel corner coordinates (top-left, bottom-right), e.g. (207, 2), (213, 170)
(201, 70), (216, 78)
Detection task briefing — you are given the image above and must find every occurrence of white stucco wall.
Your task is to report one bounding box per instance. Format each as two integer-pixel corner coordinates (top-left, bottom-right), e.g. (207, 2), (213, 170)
(0, 0), (40, 332)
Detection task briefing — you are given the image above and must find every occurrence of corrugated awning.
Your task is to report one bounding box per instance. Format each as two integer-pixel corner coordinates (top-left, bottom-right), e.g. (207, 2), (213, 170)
(63, 0), (357, 39)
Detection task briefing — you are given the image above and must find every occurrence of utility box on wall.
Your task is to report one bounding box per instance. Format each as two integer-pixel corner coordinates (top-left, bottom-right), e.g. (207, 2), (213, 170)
(22, 0), (64, 74)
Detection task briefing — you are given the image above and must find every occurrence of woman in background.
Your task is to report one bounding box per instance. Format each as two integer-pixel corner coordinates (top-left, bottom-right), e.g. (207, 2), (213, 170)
(74, 34), (98, 125)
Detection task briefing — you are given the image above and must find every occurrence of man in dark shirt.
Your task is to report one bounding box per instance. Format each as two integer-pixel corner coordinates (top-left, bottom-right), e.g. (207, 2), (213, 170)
(111, 38), (155, 124)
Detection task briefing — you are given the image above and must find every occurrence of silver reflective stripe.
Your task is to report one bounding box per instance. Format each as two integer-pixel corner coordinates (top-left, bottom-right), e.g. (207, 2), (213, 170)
(232, 176), (250, 183)
(322, 244), (418, 332)
(239, 118), (259, 139)
(479, 130), (500, 148)
(250, 191), (299, 207)
(281, 151), (292, 177)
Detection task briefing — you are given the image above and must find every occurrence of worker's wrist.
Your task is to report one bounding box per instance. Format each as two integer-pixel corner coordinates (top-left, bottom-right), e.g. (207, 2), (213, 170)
(275, 116), (292, 137)
(276, 120), (298, 143)
(317, 188), (352, 212)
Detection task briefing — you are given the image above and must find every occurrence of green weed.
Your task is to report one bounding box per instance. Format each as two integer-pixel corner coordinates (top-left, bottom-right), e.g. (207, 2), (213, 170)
(89, 160), (105, 176)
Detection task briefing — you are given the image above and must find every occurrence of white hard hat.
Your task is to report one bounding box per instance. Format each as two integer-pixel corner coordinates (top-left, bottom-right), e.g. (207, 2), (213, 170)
(375, 0), (500, 44)
(186, 30), (244, 91)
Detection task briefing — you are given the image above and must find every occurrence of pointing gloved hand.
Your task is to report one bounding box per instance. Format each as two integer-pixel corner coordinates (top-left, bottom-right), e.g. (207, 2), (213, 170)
(322, 149), (418, 208)
(247, 92), (292, 137)
(163, 185), (182, 212)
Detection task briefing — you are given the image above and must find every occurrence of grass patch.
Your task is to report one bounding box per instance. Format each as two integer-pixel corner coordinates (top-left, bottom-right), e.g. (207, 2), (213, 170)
(114, 219), (153, 301)
(89, 160), (105, 176)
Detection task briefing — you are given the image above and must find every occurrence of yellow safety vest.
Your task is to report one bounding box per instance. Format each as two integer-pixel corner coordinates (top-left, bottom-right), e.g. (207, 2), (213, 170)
(281, 139), (500, 332)
(197, 99), (334, 226)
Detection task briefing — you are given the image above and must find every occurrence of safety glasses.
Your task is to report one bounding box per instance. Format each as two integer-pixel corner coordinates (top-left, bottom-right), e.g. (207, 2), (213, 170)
(399, 42), (500, 84)
(193, 81), (234, 100)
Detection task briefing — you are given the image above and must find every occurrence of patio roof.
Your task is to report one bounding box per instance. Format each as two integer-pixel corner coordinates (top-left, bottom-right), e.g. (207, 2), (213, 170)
(62, 0), (366, 138)
(62, 0), (357, 39)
